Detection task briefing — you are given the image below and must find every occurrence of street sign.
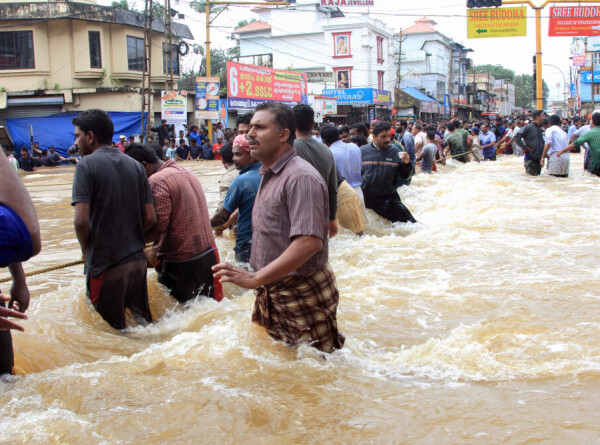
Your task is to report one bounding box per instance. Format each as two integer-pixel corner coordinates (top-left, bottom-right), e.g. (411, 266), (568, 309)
(467, 7), (526, 39)
(549, 6), (600, 37)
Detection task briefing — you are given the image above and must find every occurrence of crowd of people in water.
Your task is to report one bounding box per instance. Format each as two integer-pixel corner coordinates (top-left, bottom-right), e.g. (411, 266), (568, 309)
(2, 102), (600, 374)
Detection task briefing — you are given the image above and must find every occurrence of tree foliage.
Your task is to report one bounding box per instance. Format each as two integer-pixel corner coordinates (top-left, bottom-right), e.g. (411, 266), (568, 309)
(179, 47), (228, 95)
(475, 64), (549, 109)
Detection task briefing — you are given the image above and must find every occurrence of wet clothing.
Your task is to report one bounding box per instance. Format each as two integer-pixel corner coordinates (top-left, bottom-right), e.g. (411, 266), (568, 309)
(156, 245), (223, 303)
(223, 162), (261, 253)
(86, 259), (152, 330)
(217, 165), (239, 211)
(189, 144), (201, 159)
(420, 143), (436, 173)
(294, 137), (338, 221)
(479, 131), (497, 159)
(524, 160), (542, 176)
(250, 147), (329, 277)
(234, 241), (252, 264)
(18, 156), (34, 172)
(547, 152), (570, 177)
(514, 122), (545, 163)
(252, 262), (344, 353)
(328, 140), (362, 188)
(72, 146), (153, 278)
(42, 152), (61, 167)
(360, 142), (416, 223)
(445, 130), (468, 163)
(574, 126), (600, 175)
(336, 180), (365, 234)
(150, 159), (215, 262)
(0, 204), (33, 268)
(0, 301), (13, 375)
(400, 131), (416, 165)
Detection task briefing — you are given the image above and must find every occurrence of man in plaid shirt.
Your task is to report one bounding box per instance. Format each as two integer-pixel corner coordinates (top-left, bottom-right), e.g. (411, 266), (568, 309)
(557, 111), (600, 176)
(126, 143), (223, 303)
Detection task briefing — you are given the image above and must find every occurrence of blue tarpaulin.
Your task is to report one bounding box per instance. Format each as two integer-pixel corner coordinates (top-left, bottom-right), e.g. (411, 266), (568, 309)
(7, 112), (147, 157)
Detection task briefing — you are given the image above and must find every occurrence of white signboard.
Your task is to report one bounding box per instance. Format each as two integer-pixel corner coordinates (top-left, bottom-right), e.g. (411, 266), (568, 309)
(308, 95), (338, 123)
(588, 36), (600, 51)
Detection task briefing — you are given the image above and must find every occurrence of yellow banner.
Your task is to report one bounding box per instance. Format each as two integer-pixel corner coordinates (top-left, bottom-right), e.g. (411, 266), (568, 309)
(467, 7), (527, 39)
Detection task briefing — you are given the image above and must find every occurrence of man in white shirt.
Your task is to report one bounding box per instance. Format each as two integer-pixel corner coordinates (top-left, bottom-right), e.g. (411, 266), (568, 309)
(541, 114), (569, 177)
(412, 124), (427, 159)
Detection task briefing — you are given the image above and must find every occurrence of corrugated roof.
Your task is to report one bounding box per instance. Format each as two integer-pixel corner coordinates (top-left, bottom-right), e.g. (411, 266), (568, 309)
(235, 20), (271, 35)
(402, 87), (437, 103)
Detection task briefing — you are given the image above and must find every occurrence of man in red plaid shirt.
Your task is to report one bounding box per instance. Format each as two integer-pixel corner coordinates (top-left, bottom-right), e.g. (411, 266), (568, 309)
(126, 143), (223, 303)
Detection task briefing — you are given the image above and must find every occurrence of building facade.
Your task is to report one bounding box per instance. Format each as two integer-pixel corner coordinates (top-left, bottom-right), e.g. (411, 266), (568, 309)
(0, 0), (192, 127)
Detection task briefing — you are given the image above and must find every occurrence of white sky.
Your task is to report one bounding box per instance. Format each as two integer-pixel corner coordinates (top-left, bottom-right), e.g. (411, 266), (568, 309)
(98, 0), (578, 101)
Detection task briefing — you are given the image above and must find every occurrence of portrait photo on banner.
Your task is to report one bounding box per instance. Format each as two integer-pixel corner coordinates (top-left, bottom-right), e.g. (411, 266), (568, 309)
(336, 69), (350, 89)
(333, 32), (351, 57)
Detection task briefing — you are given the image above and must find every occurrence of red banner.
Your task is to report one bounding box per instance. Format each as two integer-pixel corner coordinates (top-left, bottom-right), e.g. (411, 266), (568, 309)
(549, 6), (600, 37)
(226, 61), (307, 109)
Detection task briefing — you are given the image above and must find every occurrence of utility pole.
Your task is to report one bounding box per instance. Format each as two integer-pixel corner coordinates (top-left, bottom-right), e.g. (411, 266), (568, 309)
(141, 0), (153, 141)
(592, 52), (595, 112)
(164, 0), (173, 91)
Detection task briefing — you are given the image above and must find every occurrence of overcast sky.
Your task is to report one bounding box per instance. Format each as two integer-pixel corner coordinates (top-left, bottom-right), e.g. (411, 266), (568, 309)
(99, 0), (577, 101)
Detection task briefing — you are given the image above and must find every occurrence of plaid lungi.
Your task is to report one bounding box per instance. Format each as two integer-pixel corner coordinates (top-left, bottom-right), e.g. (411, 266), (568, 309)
(252, 262), (345, 353)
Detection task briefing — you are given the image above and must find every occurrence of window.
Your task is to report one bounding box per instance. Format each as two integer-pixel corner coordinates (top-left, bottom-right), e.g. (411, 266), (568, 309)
(594, 83), (600, 96)
(378, 70), (384, 90)
(376, 36), (384, 64)
(0, 31), (34, 70)
(163, 43), (180, 76)
(593, 51), (600, 67)
(332, 32), (352, 59)
(126, 36), (144, 71)
(89, 31), (101, 68)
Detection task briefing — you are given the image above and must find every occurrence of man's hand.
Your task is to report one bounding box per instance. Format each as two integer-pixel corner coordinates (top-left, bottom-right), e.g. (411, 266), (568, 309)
(540, 158), (545, 167)
(212, 262), (259, 289)
(328, 220), (338, 238)
(401, 152), (410, 164)
(0, 294), (27, 331)
(8, 263), (29, 313)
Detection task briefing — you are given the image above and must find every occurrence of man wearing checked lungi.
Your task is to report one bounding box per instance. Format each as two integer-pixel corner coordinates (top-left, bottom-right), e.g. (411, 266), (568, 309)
(212, 102), (345, 353)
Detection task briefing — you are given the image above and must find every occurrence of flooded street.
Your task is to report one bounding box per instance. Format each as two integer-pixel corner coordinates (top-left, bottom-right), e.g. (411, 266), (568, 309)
(1, 154), (599, 443)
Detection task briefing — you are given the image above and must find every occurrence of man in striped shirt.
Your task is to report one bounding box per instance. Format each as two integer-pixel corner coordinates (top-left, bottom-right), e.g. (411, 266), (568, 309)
(212, 102), (344, 353)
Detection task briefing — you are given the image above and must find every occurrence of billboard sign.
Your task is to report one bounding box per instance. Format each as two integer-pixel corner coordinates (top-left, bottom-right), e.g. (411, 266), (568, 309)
(549, 6), (600, 37)
(306, 72), (336, 83)
(580, 71), (600, 83)
(161, 91), (187, 125)
(226, 61), (308, 109)
(320, 0), (374, 6)
(467, 7), (527, 39)
(195, 77), (220, 119)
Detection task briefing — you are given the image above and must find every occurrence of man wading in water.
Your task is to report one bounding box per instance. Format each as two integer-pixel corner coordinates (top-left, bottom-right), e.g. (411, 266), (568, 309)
(212, 102), (345, 353)
(72, 109), (156, 330)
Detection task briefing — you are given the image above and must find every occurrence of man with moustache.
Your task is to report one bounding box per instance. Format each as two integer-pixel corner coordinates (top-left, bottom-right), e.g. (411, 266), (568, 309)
(360, 121), (416, 223)
(212, 102), (344, 353)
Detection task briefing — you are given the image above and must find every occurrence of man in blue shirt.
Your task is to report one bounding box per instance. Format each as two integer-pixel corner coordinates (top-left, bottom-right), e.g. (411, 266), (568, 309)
(189, 138), (201, 160)
(210, 134), (261, 264)
(188, 125), (200, 142)
(479, 124), (497, 161)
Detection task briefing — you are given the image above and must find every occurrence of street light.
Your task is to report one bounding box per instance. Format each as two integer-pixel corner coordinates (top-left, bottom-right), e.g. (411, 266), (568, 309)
(543, 63), (567, 115)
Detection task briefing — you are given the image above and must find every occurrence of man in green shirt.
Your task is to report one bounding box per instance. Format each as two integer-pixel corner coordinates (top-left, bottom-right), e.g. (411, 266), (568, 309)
(444, 121), (468, 163)
(557, 112), (600, 176)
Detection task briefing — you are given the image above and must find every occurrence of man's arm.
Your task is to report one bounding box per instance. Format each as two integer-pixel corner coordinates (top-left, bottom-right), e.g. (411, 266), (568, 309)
(327, 161), (338, 238)
(513, 125), (528, 150)
(73, 202), (90, 258)
(398, 152), (414, 180)
(7, 262), (29, 313)
(0, 150), (41, 256)
(0, 293), (28, 331)
(212, 235), (323, 289)
(211, 207), (232, 228)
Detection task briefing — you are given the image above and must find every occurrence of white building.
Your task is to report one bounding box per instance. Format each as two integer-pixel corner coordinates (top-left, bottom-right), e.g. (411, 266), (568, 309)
(235, 0), (396, 121)
(493, 79), (516, 116)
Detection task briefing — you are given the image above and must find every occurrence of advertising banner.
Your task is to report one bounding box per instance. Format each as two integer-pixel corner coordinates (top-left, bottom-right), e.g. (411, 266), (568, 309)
(588, 36), (600, 51)
(195, 77), (220, 119)
(308, 96), (338, 123)
(580, 71), (600, 83)
(373, 89), (392, 106)
(549, 6), (600, 37)
(161, 91), (187, 125)
(226, 61), (308, 109)
(573, 56), (586, 67)
(467, 7), (527, 39)
(306, 72), (335, 83)
(320, 0), (374, 6)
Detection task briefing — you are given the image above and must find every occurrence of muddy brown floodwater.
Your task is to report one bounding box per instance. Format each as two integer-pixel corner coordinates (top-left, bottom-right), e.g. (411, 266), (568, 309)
(1, 155), (599, 444)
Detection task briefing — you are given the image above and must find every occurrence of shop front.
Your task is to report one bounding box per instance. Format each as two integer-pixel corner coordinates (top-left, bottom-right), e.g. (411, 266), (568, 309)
(321, 88), (392, 124)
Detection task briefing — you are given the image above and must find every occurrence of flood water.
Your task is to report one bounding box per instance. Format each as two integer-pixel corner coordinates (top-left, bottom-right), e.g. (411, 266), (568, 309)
(1, 154), (600, 443)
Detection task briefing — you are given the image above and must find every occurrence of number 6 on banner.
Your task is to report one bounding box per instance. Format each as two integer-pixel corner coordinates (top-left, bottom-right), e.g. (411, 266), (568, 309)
(229, 66), (238, 97)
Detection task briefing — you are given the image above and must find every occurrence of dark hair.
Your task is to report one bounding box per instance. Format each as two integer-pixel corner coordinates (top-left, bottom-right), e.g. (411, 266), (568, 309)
(292, 103), (315, 134)
(593, 112), (600, 126)
(190, 137), (197, 143)
(21, 147), (27, 152)
(125, 142), (159, 164)
(320, 124), (340, 145)
(71, 109), (114, 145)
(399, 120), (408, 129)
(372, 121), (391, 137)
(161, 119), (167, 123)
(220, 141), (234, 164)
(148, 143), (165, 161)
(414, 124), (422, 131)
(41, 149), (48, 156)
(532, 110), (543, 119)
(237, 113), (253, 128)
(191, 125), (198, 131)
(340, 126), (349, 134)
(447, 122), (455, 132)
(255, 102), (296, 145)
(351, 135), (368, 147)
(549, 114), (561, 126)
(471, 127), (480, 135)
(129, 136), (134, 141)
(350, 122), (369, 136)
(426, 129), (436, 140)
(179, 139), (186, 145)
